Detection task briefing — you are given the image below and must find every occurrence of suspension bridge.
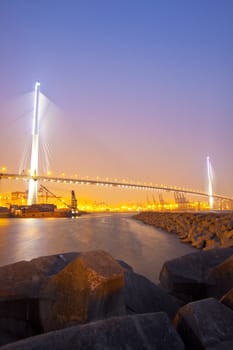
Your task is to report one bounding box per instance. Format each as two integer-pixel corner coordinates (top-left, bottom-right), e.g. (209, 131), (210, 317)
(0, 82), (232, 209)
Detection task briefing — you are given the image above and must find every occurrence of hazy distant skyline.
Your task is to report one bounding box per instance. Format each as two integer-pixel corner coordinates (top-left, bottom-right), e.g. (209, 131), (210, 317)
(0, 0), (233, 203)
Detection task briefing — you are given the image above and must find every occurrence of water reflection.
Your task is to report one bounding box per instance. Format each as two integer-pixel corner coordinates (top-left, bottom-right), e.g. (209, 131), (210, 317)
(0, 214), (196, 282)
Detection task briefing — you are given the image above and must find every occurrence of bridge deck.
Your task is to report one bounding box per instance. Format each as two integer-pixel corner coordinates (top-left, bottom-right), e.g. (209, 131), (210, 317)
(0, 173), (232, 202)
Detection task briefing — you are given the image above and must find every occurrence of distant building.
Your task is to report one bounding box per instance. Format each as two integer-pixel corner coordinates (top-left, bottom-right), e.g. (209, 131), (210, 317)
(11, 191), (27, 204)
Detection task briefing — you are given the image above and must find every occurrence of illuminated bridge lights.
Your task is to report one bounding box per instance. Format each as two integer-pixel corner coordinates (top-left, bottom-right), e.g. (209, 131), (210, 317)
(1, 172), (233, 204)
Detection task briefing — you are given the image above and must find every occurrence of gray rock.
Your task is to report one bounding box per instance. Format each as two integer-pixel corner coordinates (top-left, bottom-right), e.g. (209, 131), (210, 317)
(39, 250), (125, 332)
(221, 288), (233, 311)
(173, 298), (233, 350)
(30, 252), (80, 277)
(0, 260), (44, 299)
(0, 330), (19, 348)
(207, 255), (233, 298)
(124, 271), (179, 319)
(159, 248), (233, 302)
(1, 313), (185, 350)
(117, 259), (134, 272)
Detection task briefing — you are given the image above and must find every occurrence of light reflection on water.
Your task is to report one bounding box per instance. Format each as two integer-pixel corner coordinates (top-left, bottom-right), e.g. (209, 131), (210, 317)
(0, 213), (196, 283)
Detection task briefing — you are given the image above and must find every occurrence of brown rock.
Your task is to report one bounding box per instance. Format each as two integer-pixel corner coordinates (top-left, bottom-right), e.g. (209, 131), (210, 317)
(0, 252), (80, 299)
(221, 240), (233, 248)
(0, 261), (43, 299)
(221, 288), (233, 311)
(134, 212), (233, 250)
(39, 250), (125, 332)
(224, 230), (233, 239)
(0, 253), (80, 345)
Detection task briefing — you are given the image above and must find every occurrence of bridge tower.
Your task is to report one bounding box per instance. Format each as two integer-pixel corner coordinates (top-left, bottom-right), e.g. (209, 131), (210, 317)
(207, 156), (214, 209)
(28, 82), (40, 205)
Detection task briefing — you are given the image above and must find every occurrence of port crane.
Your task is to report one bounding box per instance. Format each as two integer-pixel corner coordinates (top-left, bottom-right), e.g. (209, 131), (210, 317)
(40, 185), (78, 213)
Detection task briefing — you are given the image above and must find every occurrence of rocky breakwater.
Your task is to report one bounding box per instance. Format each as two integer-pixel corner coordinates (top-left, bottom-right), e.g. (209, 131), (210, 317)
(0, 248), (232, 349)
(160, 247), (233, 349)
(134, 211), (233, 249)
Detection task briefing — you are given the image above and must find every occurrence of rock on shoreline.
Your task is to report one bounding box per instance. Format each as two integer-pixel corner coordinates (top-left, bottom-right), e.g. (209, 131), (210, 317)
(0, 248), (232, 349)
(159, 248), (233, 303)
(134, 211), (233, 249)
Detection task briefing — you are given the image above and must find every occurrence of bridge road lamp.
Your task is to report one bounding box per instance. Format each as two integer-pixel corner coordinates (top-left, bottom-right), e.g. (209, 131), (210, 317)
(28, 82), (40, 205)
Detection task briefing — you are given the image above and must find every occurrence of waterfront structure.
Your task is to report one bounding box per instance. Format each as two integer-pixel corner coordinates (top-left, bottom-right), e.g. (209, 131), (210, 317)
(28, 82), (40, 205)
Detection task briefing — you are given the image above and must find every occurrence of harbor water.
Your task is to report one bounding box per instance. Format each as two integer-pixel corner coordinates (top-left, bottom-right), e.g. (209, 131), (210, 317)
(0, 213), (196, 283)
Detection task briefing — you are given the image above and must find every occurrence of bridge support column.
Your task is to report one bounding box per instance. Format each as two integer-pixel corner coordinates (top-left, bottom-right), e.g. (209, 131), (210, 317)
(28, 82), (40, 205)
(207, 156), (214, 209)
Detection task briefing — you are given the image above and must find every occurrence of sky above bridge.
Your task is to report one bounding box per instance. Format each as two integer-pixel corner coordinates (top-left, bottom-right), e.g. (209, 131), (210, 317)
(0, 0), (233, 203)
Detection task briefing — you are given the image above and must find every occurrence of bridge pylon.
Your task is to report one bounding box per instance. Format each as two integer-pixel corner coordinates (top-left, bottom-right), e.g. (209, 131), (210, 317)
(28, 82), (40, 205)
(207, 156), (214, 209)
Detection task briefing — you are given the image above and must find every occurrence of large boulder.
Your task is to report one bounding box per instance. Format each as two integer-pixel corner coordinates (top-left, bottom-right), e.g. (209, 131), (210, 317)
(0, 253), (80, 345)
(206, 255), (233, 298)
(221, 288), (233, 311)
(159, 248), (233, 302)
(1, 313), (185, 350)
(173, 298), (233, 350)
(0, 252), (80, 299)
(0, 251), (126, 344)
(0, 260), (44, 345)
(39, 250), (125, 332)
(124, 270), (179, 319)
(0, 260), (44, 299)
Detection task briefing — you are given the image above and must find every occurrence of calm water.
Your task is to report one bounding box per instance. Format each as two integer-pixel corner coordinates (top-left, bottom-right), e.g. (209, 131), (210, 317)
(0, 213), (196, 283)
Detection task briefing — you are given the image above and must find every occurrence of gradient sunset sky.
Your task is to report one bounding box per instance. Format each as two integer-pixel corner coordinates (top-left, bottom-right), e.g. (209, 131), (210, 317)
(0, 0), (232, 203)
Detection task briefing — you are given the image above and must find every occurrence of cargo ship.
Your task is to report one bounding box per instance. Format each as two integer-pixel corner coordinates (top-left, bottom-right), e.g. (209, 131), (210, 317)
(10, 204), (78, 218)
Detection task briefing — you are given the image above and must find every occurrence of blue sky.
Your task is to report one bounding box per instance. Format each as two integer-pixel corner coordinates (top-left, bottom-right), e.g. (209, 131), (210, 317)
(0, 0), (232, 201)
